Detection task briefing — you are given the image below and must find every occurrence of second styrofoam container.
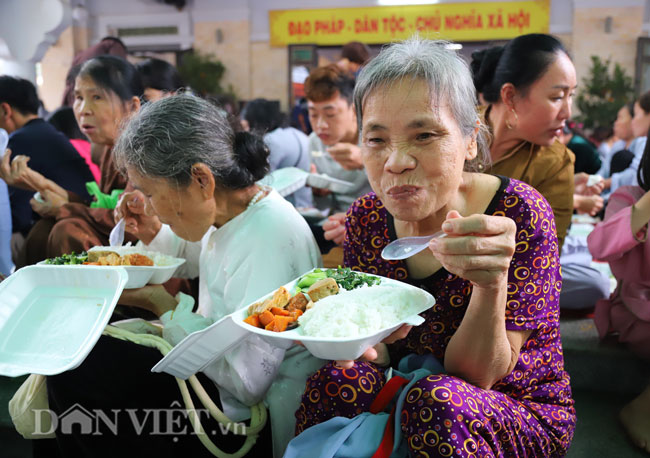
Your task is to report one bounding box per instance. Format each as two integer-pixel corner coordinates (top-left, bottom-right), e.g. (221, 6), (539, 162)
(0, 265), (128, 377)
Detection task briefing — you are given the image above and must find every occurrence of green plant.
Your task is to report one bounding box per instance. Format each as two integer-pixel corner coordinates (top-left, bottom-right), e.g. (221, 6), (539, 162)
(178, 52), (226, 96)
(575, 55), (635, 130)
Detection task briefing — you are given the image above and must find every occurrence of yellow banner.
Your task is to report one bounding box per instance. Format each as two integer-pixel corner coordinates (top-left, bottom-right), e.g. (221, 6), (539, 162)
(269, 1), (550, 47)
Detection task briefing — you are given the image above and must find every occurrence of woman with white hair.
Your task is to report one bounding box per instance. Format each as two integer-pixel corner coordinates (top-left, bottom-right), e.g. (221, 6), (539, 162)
(292, 38), (576, 457)
(43, 94), (323, 457)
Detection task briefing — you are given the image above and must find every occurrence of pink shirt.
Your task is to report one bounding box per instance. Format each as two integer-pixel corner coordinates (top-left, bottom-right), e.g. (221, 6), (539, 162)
(587, 186), (650, 351)
(70, 139), (101, 183)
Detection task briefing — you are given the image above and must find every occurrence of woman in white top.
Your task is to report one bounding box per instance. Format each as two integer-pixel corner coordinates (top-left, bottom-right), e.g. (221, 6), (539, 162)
(43, 94), (322, 458)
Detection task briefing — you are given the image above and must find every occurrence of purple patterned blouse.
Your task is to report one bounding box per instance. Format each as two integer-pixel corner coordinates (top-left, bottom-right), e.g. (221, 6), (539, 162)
(343, 177), (575, 430)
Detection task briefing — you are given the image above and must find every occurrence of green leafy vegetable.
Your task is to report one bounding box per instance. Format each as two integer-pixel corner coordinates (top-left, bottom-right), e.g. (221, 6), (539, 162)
(44, 252), (88, 265)
(325, 266), (381, 290)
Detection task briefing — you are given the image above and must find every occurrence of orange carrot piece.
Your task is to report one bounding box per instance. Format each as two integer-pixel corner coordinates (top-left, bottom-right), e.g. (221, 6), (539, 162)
(243, 314), (261, 328)
(271, 316), (294, 332)
(270, 307), (290, 316)
(290, 310), (303, 320)
(259, 310), (275, 327)
(265, 319), (276, 331)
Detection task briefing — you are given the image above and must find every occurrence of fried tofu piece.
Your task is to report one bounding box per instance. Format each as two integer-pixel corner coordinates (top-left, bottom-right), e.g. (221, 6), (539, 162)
(87, 249), (119, 263)
(286, 293), (309, 313)
(248, 287), (291, 315)
(306, 278), (339, 302)
(121, 253), (154, 266)
(98, 253), (121, 266)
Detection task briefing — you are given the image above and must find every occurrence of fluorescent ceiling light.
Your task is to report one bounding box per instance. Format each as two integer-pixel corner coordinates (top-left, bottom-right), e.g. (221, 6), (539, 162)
(377, 0), (440, 5)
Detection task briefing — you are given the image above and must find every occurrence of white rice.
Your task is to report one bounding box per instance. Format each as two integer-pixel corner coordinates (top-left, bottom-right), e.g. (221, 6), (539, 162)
(298, 285), (427, 338)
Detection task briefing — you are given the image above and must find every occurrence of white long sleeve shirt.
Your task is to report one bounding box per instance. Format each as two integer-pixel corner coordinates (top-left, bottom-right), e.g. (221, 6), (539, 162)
(141, 189), (323, 430)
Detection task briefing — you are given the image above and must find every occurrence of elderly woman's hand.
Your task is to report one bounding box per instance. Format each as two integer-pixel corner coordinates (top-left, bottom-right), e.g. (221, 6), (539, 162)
(334, 324), (412, 369)
(30, 189), (69, 218)
(0, 150), (39, 190)
(118, 284), (178, 317)
(429, 211), (516, 290)
(115, 190), (162, 245)
(323, 212), (347, 246)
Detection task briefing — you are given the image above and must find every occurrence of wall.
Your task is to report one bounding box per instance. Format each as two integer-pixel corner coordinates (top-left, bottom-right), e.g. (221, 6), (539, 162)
(39, 26), (74, 111)
(572, 0), (645, 97)
(194, 20), (252, 101)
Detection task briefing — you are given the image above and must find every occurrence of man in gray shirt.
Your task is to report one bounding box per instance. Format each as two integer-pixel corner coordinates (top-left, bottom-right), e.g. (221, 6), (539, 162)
(304, 65), (371, 216)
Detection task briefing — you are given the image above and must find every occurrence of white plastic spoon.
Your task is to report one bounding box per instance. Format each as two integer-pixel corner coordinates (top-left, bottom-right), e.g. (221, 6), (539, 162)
(381, 231), (447, 261)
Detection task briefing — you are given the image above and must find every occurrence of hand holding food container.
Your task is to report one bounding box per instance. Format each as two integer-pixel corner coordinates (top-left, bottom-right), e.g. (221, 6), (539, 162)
(152, 267), (435, 378)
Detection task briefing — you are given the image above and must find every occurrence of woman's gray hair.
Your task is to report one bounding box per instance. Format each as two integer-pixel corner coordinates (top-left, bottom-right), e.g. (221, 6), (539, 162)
(114, 93), (269, 188)
(354, 37), (490, 172)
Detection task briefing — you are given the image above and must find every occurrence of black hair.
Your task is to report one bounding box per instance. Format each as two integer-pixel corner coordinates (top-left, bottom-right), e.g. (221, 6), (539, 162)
(592, 125), (613, 143)
(47, 107), (86, 140)
(77, 55), (144, 102)
(135, 58), (184, 93)
(0, 76), (40, 115)
(100, 36), (127, 50)
(242, 98), (285, 133)
(638, 126), (650, 192)
(471, 34), (569, 104)
(223, 131), (270, 188)
(637, 91), (650, 115)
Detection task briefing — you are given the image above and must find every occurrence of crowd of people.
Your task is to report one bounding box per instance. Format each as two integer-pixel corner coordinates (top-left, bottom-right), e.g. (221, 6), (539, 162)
(0, 32), (649, 457)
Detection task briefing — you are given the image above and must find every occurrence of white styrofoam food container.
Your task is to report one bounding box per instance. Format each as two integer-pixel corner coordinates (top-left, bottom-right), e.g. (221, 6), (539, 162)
(305, 173), (357, 194)
(231, 272), (433, 361)
(151, 315), (251, 379)
(260, 167), (356, 196)
(0, 265), (128, 377)
(38, 256), (185, 289)
(152, 270), (434, 379)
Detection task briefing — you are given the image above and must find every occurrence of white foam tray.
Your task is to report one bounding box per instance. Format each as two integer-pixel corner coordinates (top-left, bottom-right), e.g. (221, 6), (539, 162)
(151, 270), (434, 379)
(0, 265), (128, 377)
(38, 257), (185, 289)
(260, 167), (356, 196)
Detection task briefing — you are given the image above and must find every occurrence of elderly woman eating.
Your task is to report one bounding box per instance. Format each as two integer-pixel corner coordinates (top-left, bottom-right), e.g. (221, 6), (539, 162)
(42, 94), (323, 457)
(292, 38), (576, 457)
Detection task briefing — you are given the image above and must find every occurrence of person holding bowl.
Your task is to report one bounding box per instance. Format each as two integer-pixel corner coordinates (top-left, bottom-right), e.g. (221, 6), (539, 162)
(293, 38), (576, 457)
(42, 94), (323, 457)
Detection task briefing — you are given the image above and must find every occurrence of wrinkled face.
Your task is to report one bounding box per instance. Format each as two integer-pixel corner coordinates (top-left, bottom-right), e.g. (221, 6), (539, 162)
(631, 102), (650, 138)
(614, 105), (633, 141)
(361, 79), (476, 222)
(307, 92), (357, 146)
(127, 168), (216, 242)
(73, 75), (133, 146)
(512, 52), (577, 146)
